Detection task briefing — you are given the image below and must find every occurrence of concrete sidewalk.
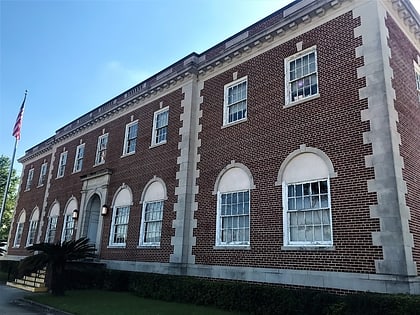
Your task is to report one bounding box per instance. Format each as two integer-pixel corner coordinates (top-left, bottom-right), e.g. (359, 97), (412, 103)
(0, 283), (70, 315)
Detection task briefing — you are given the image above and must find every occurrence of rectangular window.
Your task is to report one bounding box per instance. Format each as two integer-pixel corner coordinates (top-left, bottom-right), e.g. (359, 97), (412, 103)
(26, 220), (38, 246)
(285, 46), (318, 105)
(110, 206), (130, 246)
(73, 144), (85, 173)
(13, 223), (24, 247)
(415, 64), (420, 103)
(62, 214), (75, 242)
(57, 152), (67, 178)
(38, 162), (48, 187)
(224, 77), (247, 125)
(141, 201), (163, 245)
(151, 108), (169, 146)
(123, 121), (138, 155)
(25, 168), (34, 191)
(218, 190), (250, 245)
(45, 216), (58, 243)
(95, 134), (108, 165)
(286, 179), (332, 245)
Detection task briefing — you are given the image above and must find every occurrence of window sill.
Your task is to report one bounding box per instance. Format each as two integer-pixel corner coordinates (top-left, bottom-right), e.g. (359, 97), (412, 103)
(137, 244), (160, 249)
(284, 94), (320, 108)
(221, 117), (247, 129)
(281, 245), (335, 251)
(121, 152), (136, 158)
(93, 162), (105, 167)
(213, 245), (251, 250)
(149, 141), (167, 149)
(107, 244), (126, 248)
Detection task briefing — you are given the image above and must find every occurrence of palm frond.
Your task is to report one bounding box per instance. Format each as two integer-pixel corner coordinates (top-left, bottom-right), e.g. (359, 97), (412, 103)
(0, 241), (6, 256)
(18, 252), (49, 277)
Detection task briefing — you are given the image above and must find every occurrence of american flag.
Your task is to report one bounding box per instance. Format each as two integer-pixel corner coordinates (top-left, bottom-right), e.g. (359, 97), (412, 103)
(12, 91), (27, 140)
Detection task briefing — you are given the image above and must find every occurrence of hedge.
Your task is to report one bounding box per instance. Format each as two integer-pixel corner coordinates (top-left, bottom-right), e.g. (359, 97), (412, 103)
(64, 268), (419, 315)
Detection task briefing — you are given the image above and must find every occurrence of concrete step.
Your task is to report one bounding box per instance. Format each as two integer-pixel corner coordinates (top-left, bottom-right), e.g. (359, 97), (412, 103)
(6, 281), (48, 293)
(24, 276), (45, 284)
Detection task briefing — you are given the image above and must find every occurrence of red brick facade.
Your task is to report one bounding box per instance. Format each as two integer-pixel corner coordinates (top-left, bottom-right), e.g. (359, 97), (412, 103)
(5, 0), (420, 294)
(194, 12), (382, 274)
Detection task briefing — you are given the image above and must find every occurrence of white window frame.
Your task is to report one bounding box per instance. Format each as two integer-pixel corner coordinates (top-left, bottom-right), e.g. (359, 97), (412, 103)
(26, 219), (38, 246)
(25, 168), (34, 191)
(223, 76), (248, 126)
(73, 144), (85, 173)
(61, 214), (75, 242)
(151, 107), (169, 146)
(45, 216), (58, 243)
(216, 190), (250, 246)
(95, 133), (108, 165)
(13, 222), (24, 247)
(57, 151), (67, 178)
(38, 162), (48, 187)
(139, 200), (164, 246)
(109, 206), (130, 246)
(122, 121), (138, 156)
(283, 178), (332, 247)
(414, 62), (420, 103)
(285, 46), (319, 106)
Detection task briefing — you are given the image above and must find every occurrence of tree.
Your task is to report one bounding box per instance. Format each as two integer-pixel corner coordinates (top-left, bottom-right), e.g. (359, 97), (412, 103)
(0, 155), (19, 241)
(18, 237), (96, 296)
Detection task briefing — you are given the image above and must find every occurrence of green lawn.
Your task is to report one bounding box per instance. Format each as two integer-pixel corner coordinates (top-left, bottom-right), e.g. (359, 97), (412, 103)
(28, 290), (242, 315)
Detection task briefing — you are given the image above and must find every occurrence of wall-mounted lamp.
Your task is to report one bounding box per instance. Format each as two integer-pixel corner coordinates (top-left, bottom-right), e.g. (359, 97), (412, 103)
(101, 205), (109, 216)
(72, 209), (79, 220)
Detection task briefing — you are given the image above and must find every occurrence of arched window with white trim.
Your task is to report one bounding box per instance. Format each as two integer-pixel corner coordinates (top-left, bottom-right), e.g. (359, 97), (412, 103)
(277, 146), (337, 247)
(61, 198), (77, 242)
(13, 210), (26, 247)
(139, 178), (167, 246)
(46, 202), (60, 243)
(26, 207), (40, 246)
(214, 162), (255, 247)
(109, 185), (132, 247)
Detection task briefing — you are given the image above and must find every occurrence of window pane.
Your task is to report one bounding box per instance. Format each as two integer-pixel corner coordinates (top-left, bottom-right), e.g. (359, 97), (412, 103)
(219, 190), (250, 245)
(320, 180), (328, 193)
(321, 194), (329, 208)
(286, 179), (332, 245)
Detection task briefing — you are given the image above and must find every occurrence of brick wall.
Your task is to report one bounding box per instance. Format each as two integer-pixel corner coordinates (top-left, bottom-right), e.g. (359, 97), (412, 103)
(194, 12), (382, 273)
(387, 15), (420, 275)
(8, 154), (51, 255)
(99, 89), (183, 262)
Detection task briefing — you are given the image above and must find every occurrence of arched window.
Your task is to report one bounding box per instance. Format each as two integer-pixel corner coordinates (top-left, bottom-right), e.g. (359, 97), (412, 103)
(214, 162), (255, 247)
(26, 207), (40, 246)
(46, 202), (60, 243)
(139, 177), (167, 246)
(109, 185), (133, 247)
(61, 198), (77, 242)
(277, 146), (337, 247)
(13, 210), (26, 248)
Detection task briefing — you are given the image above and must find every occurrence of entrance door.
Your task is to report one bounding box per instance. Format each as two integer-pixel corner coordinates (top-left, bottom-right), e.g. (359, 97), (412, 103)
(85, 194), (100, 249)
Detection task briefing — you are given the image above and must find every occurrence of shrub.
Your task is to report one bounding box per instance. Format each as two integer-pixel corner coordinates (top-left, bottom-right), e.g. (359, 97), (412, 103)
(60, 267), (420, 315)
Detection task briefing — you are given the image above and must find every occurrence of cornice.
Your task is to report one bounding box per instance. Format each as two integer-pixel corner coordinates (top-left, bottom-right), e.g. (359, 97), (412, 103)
(20, 0), (420, 163)
(388, 0), (420, 42)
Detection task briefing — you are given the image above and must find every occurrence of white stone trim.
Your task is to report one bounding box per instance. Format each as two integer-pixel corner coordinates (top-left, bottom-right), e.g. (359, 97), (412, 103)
(354, 0), (416, 276)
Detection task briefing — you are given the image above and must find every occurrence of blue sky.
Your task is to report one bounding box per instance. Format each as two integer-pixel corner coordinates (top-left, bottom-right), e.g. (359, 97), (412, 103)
(1, 0), (420, 175)
(0, 0), (293, 174)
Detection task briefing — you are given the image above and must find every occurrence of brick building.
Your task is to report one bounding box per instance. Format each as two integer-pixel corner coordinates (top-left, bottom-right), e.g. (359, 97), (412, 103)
(4, 0), (420, 294)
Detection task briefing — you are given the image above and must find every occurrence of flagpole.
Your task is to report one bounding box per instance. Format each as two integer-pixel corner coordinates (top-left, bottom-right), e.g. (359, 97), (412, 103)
(0, 137), (19, 231)
(0, 90), (27, 235)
